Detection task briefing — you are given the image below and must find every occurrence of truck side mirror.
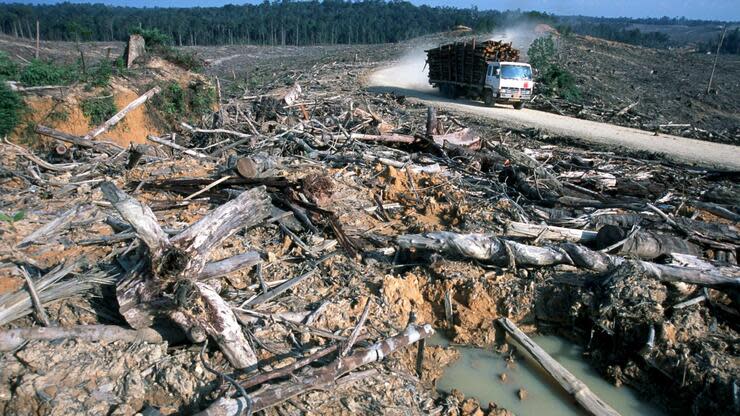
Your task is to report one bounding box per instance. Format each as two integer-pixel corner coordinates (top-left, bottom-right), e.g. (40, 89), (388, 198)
(495, 68), (500, 77)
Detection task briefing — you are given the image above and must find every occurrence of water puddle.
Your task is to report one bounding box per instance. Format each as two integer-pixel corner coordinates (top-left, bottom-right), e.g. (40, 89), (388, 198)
(433, 333), (665, 416)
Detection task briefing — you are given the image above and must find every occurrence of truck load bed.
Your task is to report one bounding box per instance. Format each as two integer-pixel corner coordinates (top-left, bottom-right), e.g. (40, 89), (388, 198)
(426, 40), (520, 85)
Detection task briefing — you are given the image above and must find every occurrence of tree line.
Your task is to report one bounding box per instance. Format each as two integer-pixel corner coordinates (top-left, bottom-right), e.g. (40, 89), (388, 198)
(0, 1), (553, 46)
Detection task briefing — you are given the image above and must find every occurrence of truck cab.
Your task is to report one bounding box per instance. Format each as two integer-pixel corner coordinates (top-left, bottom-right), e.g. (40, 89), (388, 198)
(484, 62), (533, 109)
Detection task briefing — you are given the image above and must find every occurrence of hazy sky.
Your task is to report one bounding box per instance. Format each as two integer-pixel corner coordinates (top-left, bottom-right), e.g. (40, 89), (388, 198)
(1, 1), (738, 21)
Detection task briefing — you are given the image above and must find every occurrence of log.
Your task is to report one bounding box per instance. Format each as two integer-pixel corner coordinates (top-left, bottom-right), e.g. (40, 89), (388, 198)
(196, 324), (434, 415)
(397, 232), (740, 289)
(497, 318), (621, 416)
(17, 205), (87, 248)
(0, 324), (164, 352)
(199, 251), (261, 280)
(147, 135), (212, 159)
(505, 221), (597, 244)
(350, 133), (416, 144)
(100, 181), (171, 259)
(594, 225), (702, 260)
(82, 86), (161, 141)
(35, 124), (124, 156)
(180, 122), (254, 141)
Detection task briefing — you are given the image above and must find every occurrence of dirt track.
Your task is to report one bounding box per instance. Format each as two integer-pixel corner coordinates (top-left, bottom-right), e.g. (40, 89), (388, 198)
(368, 64), (740, 171)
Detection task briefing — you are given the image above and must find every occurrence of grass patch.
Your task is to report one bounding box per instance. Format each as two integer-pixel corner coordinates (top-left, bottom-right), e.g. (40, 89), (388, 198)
(81, 94), (117, 126)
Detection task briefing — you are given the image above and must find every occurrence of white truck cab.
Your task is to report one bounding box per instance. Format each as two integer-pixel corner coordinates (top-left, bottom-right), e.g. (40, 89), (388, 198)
(484, 62), (534, 109)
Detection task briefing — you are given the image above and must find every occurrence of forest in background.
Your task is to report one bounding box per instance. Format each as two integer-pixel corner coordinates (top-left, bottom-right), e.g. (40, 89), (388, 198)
(0, 1), (737, 53)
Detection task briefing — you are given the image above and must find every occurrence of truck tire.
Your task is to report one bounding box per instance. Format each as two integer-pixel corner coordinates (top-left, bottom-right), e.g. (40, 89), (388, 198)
(483, 89), (494, 107)
(513, 102), (525, 110)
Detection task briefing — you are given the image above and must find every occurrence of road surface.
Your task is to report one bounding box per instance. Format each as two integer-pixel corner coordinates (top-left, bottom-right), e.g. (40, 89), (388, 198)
(367, 65), (740, 171)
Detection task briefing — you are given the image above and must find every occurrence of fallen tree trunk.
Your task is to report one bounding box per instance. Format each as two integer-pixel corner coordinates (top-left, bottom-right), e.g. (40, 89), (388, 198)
(498, 318), (621, 416)
(0, 324), (164, 352)
(35, 124), (124, 156)
(505, 221), (598, 244)
(397, 232), (740, 289)
(195, 324), (434, 415)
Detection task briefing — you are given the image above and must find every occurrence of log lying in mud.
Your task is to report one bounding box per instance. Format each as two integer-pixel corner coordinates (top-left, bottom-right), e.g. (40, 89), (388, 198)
(101, 181), (272, 368)
(196, 324), (434, 415)
(0, 325), (164, 352)
(497, 318), (621, 416)
(397, 232), (740, 289)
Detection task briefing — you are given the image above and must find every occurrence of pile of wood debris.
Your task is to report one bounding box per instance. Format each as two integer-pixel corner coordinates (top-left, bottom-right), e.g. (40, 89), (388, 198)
(0, 51), (738, 416)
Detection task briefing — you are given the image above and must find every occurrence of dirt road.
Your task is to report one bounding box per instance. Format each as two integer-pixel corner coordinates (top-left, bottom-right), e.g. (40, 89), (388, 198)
(368, 64), (740, 171)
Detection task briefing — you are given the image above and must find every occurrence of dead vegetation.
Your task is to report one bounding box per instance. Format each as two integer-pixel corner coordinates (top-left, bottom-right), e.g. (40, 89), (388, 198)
(0, 34), (738, 416)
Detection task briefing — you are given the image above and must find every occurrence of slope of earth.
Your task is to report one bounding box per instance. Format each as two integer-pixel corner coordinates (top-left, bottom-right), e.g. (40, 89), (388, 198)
(554, 34), (740, 144)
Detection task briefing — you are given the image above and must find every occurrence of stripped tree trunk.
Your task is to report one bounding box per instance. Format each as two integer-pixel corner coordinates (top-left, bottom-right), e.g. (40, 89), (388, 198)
(498, 318), (621, 416)
(101, 181), (271, 368)
(397, 232), (740, 289)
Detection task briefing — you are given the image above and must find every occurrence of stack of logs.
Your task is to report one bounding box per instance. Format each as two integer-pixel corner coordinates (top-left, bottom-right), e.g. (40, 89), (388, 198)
(426, 39), (521, 84)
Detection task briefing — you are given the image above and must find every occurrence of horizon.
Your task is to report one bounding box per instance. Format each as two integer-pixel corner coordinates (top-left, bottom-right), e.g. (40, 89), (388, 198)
(0, 0), (738, 22)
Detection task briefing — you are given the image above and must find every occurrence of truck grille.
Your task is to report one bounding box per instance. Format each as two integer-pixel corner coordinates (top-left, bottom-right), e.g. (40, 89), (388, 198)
(499, 88), (532, 99)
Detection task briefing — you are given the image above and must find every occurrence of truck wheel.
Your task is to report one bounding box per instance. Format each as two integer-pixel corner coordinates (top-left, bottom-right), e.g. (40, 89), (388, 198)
(513, 102), (525, 110)
(483, 90), (494, 107)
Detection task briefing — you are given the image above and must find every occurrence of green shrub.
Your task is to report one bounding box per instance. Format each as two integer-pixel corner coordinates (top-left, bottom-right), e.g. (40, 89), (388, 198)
(130, 27), (172, 48)
(162, 49), (203, 71)
(81, 94), (117, 126)
(541, 66), (580, 101)
(20, 60), (79, 86)
(0, 52), (19, 79)
(152, 81), (186, 120)
(188, 80), (215, 117)
(88, 59), (113, 87)
(528, 36), (580, 101)
(528, 36), (556, 70)
(0, 82), (23, 136)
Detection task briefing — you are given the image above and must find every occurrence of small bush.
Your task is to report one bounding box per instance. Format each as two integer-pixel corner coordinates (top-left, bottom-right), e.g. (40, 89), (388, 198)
(88, 59), (113, 87)
(130, 27), (172, 48)
(152, 81), (186, 121)
(0, 82), (23, 136)
(81, 94), (117, 126)
(528, 36), (556, 70)
(162, 49), (203, 71)
(0, 52), (19, 79)
(188, 80), (216, 117)
(528, 36), (580, 102)
(20, 60), (79, 86)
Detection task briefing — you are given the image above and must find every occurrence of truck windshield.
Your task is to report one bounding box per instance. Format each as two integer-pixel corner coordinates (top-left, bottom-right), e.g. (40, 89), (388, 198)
(501, 65), (532, 80)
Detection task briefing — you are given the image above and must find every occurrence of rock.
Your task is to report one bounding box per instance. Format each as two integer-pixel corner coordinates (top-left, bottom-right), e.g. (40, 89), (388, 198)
(499, 372), (508, 382)
(517, 388), (528, 401)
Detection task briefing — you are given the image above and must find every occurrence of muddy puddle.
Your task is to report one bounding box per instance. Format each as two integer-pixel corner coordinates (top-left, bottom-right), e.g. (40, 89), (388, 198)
(433, 334), (665, 416)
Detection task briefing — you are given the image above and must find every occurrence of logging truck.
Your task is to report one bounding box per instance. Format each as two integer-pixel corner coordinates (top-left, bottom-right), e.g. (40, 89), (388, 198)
(426, 40), (533, 109)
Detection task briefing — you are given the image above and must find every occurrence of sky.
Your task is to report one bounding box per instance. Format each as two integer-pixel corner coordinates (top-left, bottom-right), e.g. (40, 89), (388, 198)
(1, 1), (738, 21)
